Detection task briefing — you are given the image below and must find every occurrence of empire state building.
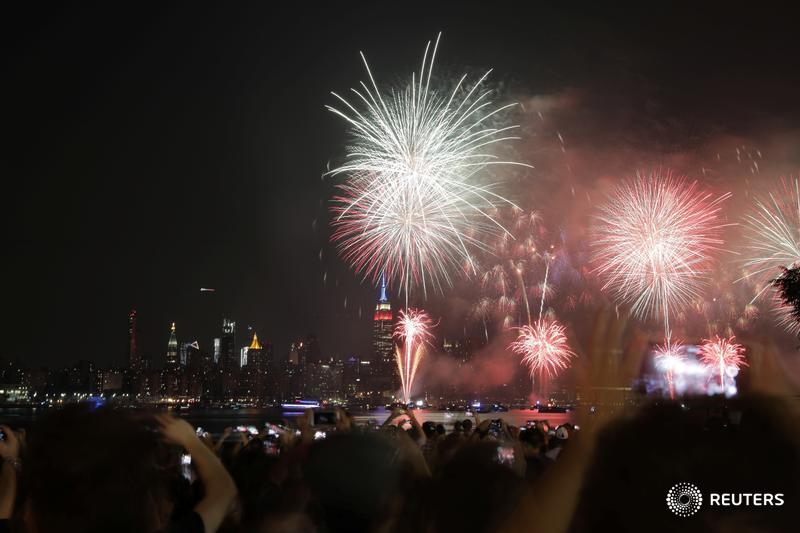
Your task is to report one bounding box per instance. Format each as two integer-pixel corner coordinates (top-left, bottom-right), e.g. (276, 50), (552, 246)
(372, 274), (395, 394)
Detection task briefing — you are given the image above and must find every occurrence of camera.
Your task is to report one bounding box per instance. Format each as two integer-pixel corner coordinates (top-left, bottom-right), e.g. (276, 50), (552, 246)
(488, 418), (502, 438)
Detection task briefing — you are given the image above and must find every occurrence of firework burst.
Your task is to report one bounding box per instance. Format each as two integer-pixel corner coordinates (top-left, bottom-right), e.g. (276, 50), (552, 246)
(741, 176), (800, 333)
(509, 319), (575, 381)
(699, 335), (747, 389)
(592, 169), (731, 340)
(393, 309), (434, 404)
(654, 341), (686, 399)
(327, 34), (529, 297)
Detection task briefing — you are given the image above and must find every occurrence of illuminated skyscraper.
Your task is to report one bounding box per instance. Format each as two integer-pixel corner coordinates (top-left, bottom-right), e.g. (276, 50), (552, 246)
(221, 319), (236, 370)
(220, 318), (237, 398)
(128, 309), (140, 371)
(165, 322), (179, 368)
(180, 341), (199, 367)
(372, 274), (395, 394)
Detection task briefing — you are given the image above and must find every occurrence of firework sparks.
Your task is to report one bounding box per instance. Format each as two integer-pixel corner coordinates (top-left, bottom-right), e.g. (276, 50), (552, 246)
(654, 341), (686, 399)
(393, 309), (434, 404)
(327, 34), (529, 297)
(509, 319), (575, 381)
(592, 169), (731, 341)
(699, 335), (747, 389)
(741, 176), (800, 333)
(472, 206), (586, 340)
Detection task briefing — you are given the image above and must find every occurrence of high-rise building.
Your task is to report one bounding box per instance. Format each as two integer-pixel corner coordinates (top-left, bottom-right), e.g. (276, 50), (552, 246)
(243, 332), (273, 401)
(342, 356), (361, 397)
(220, 319), (237, 398)
(128, 309), (139, 371)
(283, 341), (304, 399)
(213, 338), (221, 364)
(372, 274), (395, 394)
(220, 319), (236, 370)
(161, 323), (182, 397)
(165, 322), (179, 368)
(300, 334), (321, 365)
(180, 341), (200, 367)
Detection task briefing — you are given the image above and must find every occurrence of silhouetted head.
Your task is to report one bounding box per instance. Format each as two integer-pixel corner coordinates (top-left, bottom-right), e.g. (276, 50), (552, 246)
(304, 432), (399, 533)
(429, 442), (525, 532)
(23, 404), (173, 533)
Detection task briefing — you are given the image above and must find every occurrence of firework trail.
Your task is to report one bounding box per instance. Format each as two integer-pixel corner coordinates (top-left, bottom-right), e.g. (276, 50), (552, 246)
(393, 309), (434, 403)
(474, 207), (586, 340)
(509, 319), (575, 383)
(654, 341), (686, 400)
(592, 169), (731, 346)
(538, 258), (550, 320)
(327, 34), (530, 298)
(741, 177), (800, 334)
(699, 335), (747, 390)
(520, 255), (573, 395)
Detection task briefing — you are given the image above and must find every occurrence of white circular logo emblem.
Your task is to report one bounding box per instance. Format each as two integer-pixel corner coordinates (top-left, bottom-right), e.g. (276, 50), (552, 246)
(666, 483), (703, 517)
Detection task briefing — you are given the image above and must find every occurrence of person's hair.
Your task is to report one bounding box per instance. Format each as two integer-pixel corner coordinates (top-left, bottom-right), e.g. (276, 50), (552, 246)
(305, 432), (399, 533)
(461, 419), (473, 432)
(229, 439), (283, 527)
(422, 421), (436, 438)
(435, 424), (445, 436)
(428, 442), (525, 532)
(453, 421), (464, 433)
(519, 427), (545, 450)
(23, 405), (171, 533)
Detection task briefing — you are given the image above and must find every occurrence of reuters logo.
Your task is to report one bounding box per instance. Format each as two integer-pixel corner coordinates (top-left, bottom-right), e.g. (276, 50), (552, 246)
(666, 483), (703, 517)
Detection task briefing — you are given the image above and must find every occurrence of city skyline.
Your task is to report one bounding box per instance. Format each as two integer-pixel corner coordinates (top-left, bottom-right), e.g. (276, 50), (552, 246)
(0, 278), (498, 405)
(5, 4), (800, 370)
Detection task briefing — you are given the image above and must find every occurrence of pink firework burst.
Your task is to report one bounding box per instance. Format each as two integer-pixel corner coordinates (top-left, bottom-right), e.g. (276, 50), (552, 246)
(699, 335), (747, 389)
(509, 319), (575, 380)
(592, 169), (731, 339)
(393, 309), (435, 404)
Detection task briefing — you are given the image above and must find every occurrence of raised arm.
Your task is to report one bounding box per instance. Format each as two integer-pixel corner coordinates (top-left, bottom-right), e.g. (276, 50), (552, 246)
(158, 415), (238, 533)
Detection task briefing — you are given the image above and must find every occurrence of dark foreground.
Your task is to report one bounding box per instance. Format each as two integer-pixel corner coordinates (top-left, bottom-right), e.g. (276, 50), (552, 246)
(1, 395), (798, 533)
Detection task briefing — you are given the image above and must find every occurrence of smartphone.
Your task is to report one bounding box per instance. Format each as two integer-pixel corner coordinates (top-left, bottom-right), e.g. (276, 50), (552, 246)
(488, 419), (502, 438)
(496, 445), (515, 465)
(313, 411), (338, 426)
(0, 428), (5, 441)
(180, 454), (193, 481)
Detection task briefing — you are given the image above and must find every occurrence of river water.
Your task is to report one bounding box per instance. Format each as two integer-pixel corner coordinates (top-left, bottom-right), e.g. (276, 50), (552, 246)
(0, 406), (572, 436)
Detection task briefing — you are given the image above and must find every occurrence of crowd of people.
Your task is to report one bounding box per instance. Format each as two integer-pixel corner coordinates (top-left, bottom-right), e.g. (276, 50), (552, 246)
(1, 393), (798, 533)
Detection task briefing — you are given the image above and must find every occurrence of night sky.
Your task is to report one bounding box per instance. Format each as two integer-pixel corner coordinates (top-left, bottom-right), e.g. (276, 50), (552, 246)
(4, 3), (799, 368)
